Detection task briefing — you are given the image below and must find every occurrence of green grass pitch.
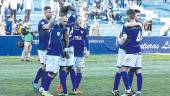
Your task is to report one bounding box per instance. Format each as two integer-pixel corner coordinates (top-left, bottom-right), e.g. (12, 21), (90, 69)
(0, 54), (170, 96)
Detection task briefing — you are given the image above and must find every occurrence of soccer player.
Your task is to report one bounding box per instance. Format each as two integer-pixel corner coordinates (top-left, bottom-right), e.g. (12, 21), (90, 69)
(39, 16), (69, 96)
(57, 14), (77, 96)
(72, 17), (89, 94)
(120, 9), (142, 96)
(128, 9), (143, 96)
(112, 29), (127, 96)
(32, 6), (56, 95)
(112, 9), (142, 96)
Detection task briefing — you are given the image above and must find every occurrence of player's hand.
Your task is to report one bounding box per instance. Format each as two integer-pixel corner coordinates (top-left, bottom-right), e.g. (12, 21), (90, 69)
(85, 51), (90, 58)
(64, 52), (70, 59)
(117, 34), (127, 45)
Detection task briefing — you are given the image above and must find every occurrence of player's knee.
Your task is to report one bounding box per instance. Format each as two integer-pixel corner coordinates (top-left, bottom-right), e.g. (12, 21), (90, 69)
(120, 66), (128, 72)
(60, 66), (67, 72)
(117, 68), (121, 73)
(136, 69), (142, 74)
(48, 72), (57, 78)
(68, 66), (75, 71)
(129, 68), (136, 72)
(41, 64), (46, 70)
(77, 67), (83, 73)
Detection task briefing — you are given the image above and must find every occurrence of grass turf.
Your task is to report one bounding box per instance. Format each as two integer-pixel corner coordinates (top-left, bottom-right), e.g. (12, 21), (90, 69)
(0, 54), (170, 96)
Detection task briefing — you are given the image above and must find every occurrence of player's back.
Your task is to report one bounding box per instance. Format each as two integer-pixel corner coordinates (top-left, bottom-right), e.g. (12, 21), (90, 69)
(64, 22), (74, 47)
(124, 25), (142, 54)
(38, 19), (50, 50)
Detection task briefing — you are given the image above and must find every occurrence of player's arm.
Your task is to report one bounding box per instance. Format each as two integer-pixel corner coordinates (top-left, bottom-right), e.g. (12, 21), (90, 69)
(83, 29), (90, 58)
(62, 29), (69, 49)
(42, 16), (56, 30)
(124, 21), (142, 28)
(67, 5), (77, 16)
(42, 7), (58, 30)
(117, 26), (127, 45)
(62, 29), (70, 59)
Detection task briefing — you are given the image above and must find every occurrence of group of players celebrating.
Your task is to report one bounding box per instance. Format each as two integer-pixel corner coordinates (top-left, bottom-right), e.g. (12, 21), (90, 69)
(31, 1), (89, 96)
(31, 0), (143, 96)
(112, 9), (143, 96)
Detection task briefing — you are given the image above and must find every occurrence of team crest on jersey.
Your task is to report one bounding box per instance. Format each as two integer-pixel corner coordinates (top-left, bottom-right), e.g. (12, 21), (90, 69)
(57, 32), (61, 36)
(41, 21), (45, 25)
(81, 30), (84, 34)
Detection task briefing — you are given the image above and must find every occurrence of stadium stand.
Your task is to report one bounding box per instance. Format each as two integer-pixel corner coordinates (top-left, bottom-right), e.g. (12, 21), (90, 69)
(0, 0), (170, 36)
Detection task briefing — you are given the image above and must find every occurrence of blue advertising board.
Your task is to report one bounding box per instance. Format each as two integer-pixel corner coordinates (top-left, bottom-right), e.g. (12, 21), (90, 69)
(141, 36), (170, 53)
(1, 36), (170, 56)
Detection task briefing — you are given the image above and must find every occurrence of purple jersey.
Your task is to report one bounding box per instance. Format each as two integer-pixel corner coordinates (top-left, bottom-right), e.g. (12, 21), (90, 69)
(38, 19), (50, 50)
(122, 24), (142, 54)
(47, 24), (64, 57)
(72, 26), (89, 57)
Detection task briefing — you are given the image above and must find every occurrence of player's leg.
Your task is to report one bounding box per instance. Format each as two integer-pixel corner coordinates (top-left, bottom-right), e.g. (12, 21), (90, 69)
(33, 50), (47, 84)
(39, 55), (59, 96)
(120, 66), (130, 92)
(69, 66), (77, 93)
(32, 64), (46, 93)
(112, 68), (121, 96)
(59, 66), (68, 95)
(121, 54), (136, 96)
(55, 67), (63, 94)
(75, 57), (85, 94)
(128, 68), (135, 88)
(67, 47), (77, 92)
(40, 72), (57, 96)
(135, 55), (142, 96)
(56, 57), (68, 95)
(112, 48), (125, 96)
(75, 67), (83, 94)
(135, 69), (142, 96)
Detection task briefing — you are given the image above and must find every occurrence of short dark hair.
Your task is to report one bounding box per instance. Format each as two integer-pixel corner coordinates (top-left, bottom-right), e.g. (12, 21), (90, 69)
(134, 9), (141, 13)
(43, 6), (51, 11)
(126, 9), (135, 16)
(126, 9), (135, 19)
